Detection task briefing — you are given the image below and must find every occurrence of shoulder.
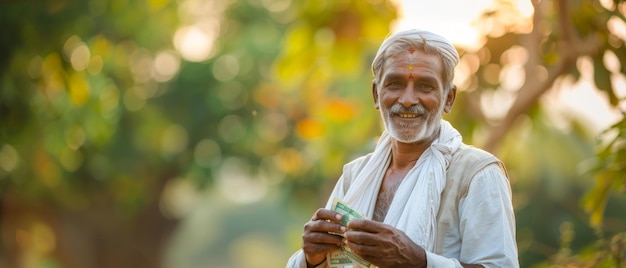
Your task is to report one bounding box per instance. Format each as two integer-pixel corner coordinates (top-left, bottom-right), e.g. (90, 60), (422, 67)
(340, 153), (373, 193)
(447, 143), (509, 199)
(450, 144), (508, 179)
(343, 153), (373, 173)
(452, 144), (499, 164)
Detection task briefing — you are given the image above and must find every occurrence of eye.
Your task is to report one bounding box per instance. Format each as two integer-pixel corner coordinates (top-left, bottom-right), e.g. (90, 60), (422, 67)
(418, 83), (436, 91)
(385, 81), (403, 89)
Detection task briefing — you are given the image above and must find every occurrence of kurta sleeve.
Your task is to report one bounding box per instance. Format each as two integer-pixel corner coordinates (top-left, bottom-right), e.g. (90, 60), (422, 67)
(286, 249), (328, 268)
(286, 249), (307, 268)
(425, 251), (462, 267)
(457, 163), (519, 267)
(423, 163), (518, 267)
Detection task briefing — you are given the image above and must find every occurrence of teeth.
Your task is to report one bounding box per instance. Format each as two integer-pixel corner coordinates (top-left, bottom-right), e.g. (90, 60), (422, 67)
(398, 113), (417, 118)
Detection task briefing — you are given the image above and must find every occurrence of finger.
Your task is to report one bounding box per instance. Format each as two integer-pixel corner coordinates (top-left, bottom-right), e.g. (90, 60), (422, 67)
(344, 239), (381, 259)
(347, 218), (385, 232)
(343, 229), (379, 246)
(305, 219), (347, 235)
(303, 242), (342, 257)
(311, 208), (343, 223)
(303, 231), (344, 257)
(303, 231), (345, 246)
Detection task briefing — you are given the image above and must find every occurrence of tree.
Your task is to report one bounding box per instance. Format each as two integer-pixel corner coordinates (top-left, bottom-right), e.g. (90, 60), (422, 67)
(0, 0), (397, 267)
(455, 0), (626, 266)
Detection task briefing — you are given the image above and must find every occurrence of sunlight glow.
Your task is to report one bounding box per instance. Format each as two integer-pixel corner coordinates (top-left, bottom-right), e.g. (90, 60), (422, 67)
(541, 56), (624, 135)
(514, 0), (534, 18)
(608, 16), (626, 41)
(391, 0), (492, 50)
(543, 76), (623, 135)
(174, 25), (216, 62)
(394, 0), (622, 135)
(392, 0), (533, 51)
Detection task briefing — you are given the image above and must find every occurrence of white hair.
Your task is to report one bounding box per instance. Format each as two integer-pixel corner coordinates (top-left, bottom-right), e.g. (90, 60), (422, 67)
(372, 29), (460, 92)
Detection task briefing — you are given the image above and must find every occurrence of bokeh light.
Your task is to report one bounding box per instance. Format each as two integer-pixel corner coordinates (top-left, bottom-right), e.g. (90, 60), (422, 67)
(216, 157), (268, 204)
(174, 25), (217, 62)
(0, 144), (19, 173)
(3, 1), (626, 267)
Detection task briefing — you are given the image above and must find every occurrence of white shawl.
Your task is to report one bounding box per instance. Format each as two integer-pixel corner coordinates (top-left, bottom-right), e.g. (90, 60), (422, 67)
(340, 120), (462, 251)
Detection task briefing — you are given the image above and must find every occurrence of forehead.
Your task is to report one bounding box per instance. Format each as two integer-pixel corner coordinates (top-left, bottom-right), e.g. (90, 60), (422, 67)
(382, 50), (443, 78)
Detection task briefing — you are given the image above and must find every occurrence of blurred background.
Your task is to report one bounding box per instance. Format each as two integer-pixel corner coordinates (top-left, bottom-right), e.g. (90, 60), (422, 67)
(1, 0), (625, 267)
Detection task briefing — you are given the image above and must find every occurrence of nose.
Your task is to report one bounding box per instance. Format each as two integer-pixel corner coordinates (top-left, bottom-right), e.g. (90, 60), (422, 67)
(397, 85), (419, 108)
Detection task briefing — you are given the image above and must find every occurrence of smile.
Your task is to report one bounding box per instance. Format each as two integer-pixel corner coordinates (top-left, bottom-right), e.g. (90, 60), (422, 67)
(397, 113), (418, 118)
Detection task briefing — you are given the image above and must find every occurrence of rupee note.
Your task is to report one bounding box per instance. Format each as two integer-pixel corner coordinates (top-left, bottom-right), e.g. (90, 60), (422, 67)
(327, 198), (375, 268)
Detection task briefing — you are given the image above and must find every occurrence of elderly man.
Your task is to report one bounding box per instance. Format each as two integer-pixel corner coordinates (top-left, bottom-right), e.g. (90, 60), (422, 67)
(287, 29), (518, 268)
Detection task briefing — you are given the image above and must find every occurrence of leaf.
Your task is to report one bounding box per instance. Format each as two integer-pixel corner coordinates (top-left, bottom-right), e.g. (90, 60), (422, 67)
(583, 178), (610, 228)
(593, 52), (618, 106)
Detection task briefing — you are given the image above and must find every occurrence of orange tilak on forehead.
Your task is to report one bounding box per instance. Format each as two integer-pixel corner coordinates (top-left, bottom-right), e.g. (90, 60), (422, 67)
(407, 47), (416, 74)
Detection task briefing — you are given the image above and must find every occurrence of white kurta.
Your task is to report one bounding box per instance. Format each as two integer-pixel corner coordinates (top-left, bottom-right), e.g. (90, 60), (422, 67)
(286, 163), (518, 268)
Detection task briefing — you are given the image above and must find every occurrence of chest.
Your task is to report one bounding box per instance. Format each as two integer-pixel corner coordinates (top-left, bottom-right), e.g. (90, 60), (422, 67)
(372, 167), (410, 222)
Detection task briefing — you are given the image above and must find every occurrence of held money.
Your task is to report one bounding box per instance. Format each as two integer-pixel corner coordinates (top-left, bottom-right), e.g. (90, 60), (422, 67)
(327, 198), (375, 268)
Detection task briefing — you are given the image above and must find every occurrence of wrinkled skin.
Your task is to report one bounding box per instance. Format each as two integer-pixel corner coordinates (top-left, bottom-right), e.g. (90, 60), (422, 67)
(303, 216), (484, 268)
(302, 209), (345, 267)
(345, 219), (427, 268)
(345, 219), (484, 268)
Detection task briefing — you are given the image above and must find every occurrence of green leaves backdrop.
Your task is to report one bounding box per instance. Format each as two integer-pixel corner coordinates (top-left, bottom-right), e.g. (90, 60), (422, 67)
(0, 0), (624, 267)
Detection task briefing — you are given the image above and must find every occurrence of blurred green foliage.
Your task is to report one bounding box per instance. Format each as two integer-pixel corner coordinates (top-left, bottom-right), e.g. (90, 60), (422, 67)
(0, 0), (624, 267)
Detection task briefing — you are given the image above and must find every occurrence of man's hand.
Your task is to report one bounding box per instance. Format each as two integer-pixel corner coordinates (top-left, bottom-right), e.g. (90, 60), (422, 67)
(344, 219), (427, 268)
(302, 208), (346, 267)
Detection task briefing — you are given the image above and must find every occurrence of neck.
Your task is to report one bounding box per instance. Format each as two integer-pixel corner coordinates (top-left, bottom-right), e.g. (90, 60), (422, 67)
(389, 133), (438, 170)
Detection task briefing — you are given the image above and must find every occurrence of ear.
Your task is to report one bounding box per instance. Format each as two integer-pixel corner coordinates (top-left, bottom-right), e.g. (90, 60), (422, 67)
(443, 85), (457, 113)
(372, 81), (380, 109)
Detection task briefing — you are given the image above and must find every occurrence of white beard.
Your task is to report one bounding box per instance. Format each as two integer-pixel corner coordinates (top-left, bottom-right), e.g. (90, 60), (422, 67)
(380, 102), (445, 144)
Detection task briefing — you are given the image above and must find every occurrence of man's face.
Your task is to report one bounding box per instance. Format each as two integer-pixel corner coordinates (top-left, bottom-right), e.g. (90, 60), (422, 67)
(373, 49), (453, 143)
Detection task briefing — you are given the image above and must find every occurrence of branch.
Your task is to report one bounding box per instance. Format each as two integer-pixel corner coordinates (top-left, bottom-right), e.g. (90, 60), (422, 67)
(482, 0), (600, 153)
(483, 55), (574, 152)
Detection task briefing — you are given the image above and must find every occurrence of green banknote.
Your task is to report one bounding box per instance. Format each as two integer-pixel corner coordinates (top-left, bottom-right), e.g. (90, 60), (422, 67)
(327, 198), (375, 268)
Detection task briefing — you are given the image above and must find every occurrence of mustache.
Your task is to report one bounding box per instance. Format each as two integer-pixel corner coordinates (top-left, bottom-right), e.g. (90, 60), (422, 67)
(389, 103), (426, 115)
